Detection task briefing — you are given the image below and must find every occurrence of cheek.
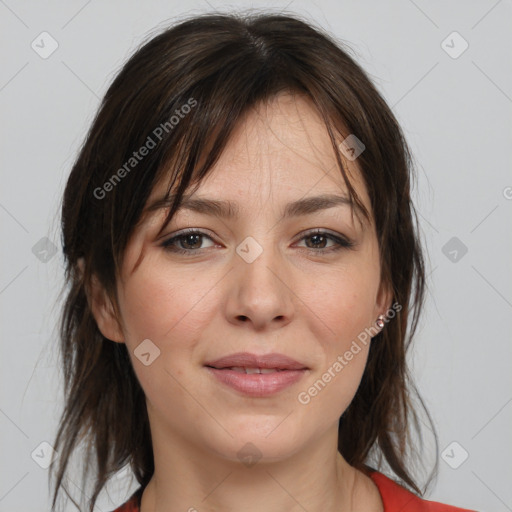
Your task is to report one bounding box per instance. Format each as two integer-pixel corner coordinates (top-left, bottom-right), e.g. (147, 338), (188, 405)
(303, 261), (379, 344)
(117, 259), (223, 392)
(297, 285), (373, 425)
(294, 262), (377, 418)
(116, 266), (210, 411)
(119, 262), (206, 342)
(117, 233), (204, 342)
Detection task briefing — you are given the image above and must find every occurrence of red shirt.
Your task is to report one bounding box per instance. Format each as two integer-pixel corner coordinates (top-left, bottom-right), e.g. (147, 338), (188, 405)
(110, 471), (477, 511)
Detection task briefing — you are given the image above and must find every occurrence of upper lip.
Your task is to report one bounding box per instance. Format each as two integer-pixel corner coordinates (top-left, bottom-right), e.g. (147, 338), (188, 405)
(204, 352), (308, 370)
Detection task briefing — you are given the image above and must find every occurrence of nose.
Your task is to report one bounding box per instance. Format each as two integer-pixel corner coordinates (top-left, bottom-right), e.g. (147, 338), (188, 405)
(225, 236), (295, 331)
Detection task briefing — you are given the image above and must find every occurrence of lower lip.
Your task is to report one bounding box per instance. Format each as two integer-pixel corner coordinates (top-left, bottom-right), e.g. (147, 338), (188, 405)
(205, 367), (307, 397)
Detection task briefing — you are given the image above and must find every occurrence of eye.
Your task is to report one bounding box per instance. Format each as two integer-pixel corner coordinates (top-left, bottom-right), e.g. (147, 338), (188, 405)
(294, 229), (355, 253)
(160, 228), (355, 256)
(161, 229), (216, 254)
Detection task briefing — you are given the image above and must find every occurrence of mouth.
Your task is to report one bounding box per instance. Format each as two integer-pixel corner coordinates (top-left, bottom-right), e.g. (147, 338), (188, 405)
(204, 352), (309, 397)
(204, 351), (308, 371)
(206, 366), (292, 374)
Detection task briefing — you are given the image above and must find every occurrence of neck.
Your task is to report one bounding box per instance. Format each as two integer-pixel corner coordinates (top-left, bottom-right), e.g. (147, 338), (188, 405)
(139, 420), (381, 512)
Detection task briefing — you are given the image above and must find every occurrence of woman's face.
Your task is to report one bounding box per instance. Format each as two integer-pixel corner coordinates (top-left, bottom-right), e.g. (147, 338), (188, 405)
(94, 92), (391, 464)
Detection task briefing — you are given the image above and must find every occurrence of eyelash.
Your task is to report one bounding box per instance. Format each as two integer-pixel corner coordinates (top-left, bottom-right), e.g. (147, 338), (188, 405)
(160, 228), (355, 256)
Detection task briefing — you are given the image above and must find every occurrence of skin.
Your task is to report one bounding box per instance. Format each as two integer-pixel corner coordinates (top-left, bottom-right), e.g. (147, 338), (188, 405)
(90, 92), (391, 511)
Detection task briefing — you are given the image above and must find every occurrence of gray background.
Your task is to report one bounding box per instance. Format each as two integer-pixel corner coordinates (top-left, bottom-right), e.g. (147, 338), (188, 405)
(1, 0), (511, 511)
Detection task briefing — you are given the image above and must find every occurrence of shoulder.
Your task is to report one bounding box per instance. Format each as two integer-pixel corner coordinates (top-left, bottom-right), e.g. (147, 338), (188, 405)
(369, 471), (478, 512)
(109, 486), (143, 512)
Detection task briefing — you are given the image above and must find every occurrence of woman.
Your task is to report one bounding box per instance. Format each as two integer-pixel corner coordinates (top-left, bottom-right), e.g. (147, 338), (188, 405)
(50, 11), (476, 512)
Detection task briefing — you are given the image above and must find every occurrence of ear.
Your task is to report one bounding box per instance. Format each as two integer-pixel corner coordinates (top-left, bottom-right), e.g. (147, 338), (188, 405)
(79, 259), (125, 343)
(374, 276), (394, 320)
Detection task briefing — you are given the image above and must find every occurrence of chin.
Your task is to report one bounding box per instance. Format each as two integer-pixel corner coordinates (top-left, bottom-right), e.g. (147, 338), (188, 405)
(204, 420), (305, 465)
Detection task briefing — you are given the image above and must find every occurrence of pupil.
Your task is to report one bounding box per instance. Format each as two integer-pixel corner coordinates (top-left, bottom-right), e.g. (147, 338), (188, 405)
(185, 234), (201, 249)
(180, 234), (328, 250)
(308, 234), (326, 248)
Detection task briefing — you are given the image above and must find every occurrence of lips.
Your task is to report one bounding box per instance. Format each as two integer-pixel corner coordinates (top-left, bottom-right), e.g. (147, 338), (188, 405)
(204, 352), (309, 397)
(204, 352), (308, 371)
(223, 367), (282, 374)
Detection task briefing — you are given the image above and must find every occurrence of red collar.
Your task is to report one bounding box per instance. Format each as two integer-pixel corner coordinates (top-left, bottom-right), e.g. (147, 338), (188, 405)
(369, 471), (475, 511)
(113, 471), (475, 511)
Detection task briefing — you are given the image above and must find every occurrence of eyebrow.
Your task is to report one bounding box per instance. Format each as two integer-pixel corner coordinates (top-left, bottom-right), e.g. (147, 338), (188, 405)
(145, 193), (366, 223)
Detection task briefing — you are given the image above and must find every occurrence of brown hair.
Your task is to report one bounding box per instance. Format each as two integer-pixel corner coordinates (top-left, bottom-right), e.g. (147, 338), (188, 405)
(50, 11), (437, 511)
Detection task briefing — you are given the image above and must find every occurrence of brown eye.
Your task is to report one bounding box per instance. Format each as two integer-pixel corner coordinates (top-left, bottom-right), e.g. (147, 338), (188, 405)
(161, 228), (355, 257)
(161, 230), (216, 254)
(296, 230), (355, 253)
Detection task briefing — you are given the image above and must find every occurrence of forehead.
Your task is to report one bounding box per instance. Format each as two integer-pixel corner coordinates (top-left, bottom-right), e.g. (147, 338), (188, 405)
(145, 93), (371, 225)
(202, 93), (364, 189)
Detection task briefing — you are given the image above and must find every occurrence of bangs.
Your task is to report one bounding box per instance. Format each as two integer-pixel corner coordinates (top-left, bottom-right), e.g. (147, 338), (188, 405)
(133, 89), (370, 263)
